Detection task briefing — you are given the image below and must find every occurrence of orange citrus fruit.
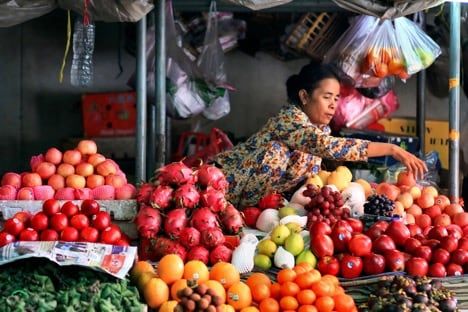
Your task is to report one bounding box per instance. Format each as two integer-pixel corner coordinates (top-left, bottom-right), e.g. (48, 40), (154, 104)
(143, 277), (169, 309)
(315, 295), (335, 312)
(183, 260), (209, 283)
(251, 283), (270, 302)
(259, 298), (279, 312)
(277, 269), (297, 284)
(170, 279), (188, 301)
(279, 296), (298, 310)
(297, 289), (316, 305)
(210, 262), (240, 289)
(202, 280), (226, 304)
(157, 254), (184, 285)
(227, 282), (252, 310)
(246, 272), (271, 289)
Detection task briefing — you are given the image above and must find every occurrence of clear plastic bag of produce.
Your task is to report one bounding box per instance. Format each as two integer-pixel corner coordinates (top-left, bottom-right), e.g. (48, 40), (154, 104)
(394, 16), (441, 75)
(197, 1), (232, 120)
(324, 15), (380, 88)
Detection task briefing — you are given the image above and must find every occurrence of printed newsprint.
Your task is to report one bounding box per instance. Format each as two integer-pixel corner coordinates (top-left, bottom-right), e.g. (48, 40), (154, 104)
(0, 241), (137, 279)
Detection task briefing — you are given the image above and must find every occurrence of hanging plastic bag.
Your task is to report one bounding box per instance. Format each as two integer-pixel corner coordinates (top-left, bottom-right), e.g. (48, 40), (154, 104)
(197, 1), (232, 120)
(226, 0), (292, 11)
(58, 0), (153, 22)
(356, 75), (395, 99)
(324, 15), (380, 88)
(0, 0), (57, 28)
(70, 14), (95, 87)
(394, 16), (441, 75)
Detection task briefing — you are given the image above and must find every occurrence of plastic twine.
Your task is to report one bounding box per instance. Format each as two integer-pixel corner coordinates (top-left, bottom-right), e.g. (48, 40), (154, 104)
(58, 10), (72, 83)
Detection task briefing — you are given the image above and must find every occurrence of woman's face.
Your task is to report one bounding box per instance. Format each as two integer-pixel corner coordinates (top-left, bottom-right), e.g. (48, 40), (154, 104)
(299, 78), (340, 126)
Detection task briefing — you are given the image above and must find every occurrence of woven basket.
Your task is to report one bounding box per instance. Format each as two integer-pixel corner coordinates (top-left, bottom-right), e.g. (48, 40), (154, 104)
(284, 12), (348, 61)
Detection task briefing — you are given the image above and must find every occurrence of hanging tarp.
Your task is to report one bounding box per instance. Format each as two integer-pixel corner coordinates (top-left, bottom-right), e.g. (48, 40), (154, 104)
(0, 0), (57, 27)
(226, 0), (292, 11)
(331, 0), (445, 19)
(58, 0), (153, 22)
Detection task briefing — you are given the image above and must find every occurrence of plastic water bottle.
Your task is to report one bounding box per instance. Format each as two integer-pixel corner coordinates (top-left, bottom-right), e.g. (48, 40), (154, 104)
(71, 18), (95, 87)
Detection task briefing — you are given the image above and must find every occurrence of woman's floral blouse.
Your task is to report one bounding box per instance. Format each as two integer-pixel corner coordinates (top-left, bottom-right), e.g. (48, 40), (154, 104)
(215, 105), (370, 207)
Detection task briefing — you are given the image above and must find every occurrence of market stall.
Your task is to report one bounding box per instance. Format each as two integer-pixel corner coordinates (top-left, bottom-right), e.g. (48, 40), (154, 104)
(1, 0), (468, 311)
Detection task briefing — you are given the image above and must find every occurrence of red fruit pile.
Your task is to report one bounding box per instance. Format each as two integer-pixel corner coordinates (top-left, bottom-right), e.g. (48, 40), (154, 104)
(311, 216), (468, 279)
(0, 199), (129, 247)
(135, 162), (244, 265)
(0, 140), (136, 201)
(304, 185), (349, 228)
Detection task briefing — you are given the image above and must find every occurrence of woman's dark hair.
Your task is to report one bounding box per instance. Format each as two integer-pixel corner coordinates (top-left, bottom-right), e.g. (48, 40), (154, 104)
(286, 61), (342, 105)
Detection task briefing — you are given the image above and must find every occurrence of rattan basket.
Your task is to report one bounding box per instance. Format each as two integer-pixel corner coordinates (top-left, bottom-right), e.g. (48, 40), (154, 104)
(284, 12), (348, 60)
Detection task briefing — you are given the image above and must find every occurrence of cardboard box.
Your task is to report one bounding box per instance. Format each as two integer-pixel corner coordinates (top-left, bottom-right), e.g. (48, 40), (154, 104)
(82, 92), (136, 137)
(368, 118), (449, 169)
(340, 128), (420, 167)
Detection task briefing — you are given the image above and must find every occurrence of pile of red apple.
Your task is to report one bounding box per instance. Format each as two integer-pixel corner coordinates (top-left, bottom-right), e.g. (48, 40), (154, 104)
(0, 199), (130, 248)
(0, 140), (136, 201)
(311, 215), (468, 278)
(135, 162), (244, 265)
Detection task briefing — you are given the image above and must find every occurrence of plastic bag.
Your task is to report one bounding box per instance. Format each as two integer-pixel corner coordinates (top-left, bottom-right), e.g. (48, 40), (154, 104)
(332, 85), (399, 131)
(58, 0), (153, 22)
(0, 0), (57, 27)
(226, 0), (292, 11)
(394, 16), (441, 75)
(324, 15), (380, 88)
(197, 1), (231, 120)
(357, 76), (395, 99)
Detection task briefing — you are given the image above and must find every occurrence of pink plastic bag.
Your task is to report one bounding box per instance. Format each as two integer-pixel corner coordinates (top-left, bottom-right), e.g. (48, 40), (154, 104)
(332, 86), (399, 131)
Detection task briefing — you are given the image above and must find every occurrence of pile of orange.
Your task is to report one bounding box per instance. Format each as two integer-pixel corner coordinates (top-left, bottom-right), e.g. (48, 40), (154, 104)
(361, 47), (409, 79)
(246, 263), (357, 312)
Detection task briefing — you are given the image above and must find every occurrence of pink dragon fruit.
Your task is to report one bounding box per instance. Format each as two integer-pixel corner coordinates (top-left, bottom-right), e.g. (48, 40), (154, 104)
(157, 161), (196, 186)
(115, 184), (137, 200)
(209, 245), (233, 265)
(201, 227), (225, 249)
(0, 185), (17, 200)
(150, 185), (173, 209)
(135, 205), (162, 238)
(33, 185), (55, 200)
(151, 236), (186, 261)
(197, 164), (229, 191)
(29, 154), (44, 172)
(54, 187), (75, 200)
(137, 182), (154, 205)
(164, 208), (188, 239)
(222, 204), (244, 234)
(74, 188), (93, 200)
(179, 227), (201, 248)
(186, 245), (210, 265)
(191, 207), (219, 232)
(200, 187), (227, 213)
(173, 184), (200, 209)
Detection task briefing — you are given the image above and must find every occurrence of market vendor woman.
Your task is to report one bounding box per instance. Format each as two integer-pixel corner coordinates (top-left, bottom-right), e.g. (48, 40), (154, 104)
(215, 62), (427, 207)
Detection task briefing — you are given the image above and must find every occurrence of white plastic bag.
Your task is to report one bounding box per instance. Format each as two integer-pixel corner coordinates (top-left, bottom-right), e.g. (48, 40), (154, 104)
(197, 1), (232, 120)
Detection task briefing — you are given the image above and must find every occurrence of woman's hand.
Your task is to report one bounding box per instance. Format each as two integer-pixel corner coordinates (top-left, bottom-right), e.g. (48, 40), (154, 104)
(391, 145), (428, 180)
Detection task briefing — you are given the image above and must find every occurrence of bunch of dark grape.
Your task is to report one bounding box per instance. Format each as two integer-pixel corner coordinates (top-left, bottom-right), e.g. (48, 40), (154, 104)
(175, 284), (222, 312)
(364, 194), (395, 217)
(360, 276), (458, 312)
(304, 184), (349, 227)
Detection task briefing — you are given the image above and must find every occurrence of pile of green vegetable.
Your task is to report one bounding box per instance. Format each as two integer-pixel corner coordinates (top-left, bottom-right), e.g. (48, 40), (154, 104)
(0, 259), (143, 312)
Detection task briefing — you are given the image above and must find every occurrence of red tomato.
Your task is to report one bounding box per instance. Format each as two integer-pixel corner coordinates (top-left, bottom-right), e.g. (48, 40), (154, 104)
(50, 213), (68, 232)
(80, 227), (99, 242)
(81, 200), (100, 216)
(40, 229), (59, 241)
(92, 211), (111, 231)
(19, 228), (38, 241)
(0, 231), (15, 247)
(42, 199), (61, 216)
(61, 201), (79, 217)
(348, 234), (372, 257)
(70, 214), (89, 230)
(60, 227), (79, 242)
(13, 211), (31, 225)
(114, 239), (130, 246)
(4, 217), (24, 236)
(101, 226), (121, 245)
(31, 212), (49, 231)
